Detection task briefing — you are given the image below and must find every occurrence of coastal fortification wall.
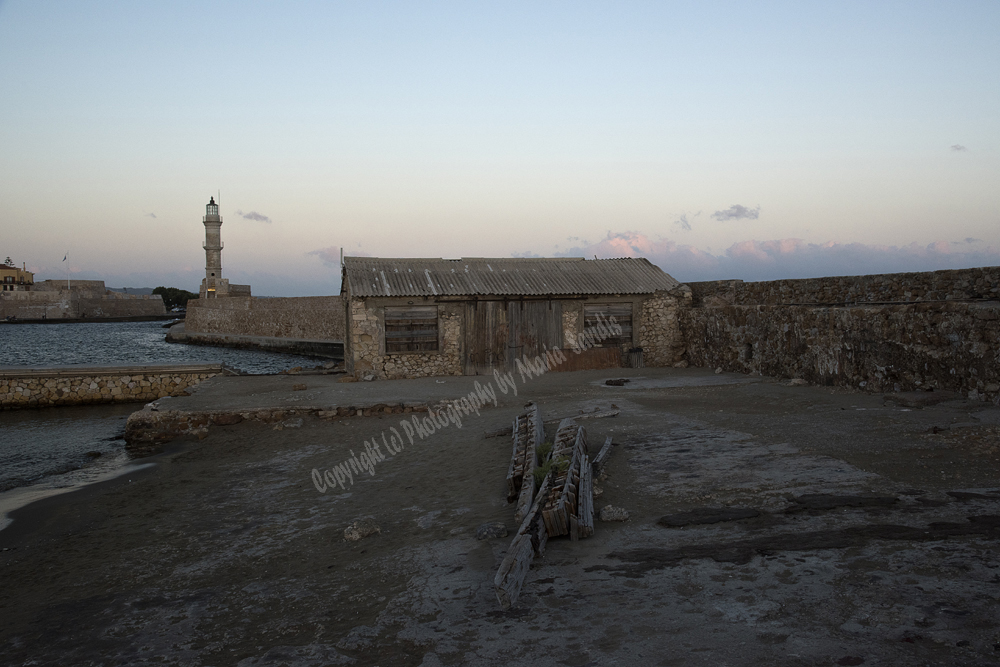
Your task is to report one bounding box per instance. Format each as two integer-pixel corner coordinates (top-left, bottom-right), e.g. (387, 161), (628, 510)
(681, 266), (1000, 402)
(0, 286), (166, 319)
(0, 364), (223, 409)
(185, 296), (345, 341)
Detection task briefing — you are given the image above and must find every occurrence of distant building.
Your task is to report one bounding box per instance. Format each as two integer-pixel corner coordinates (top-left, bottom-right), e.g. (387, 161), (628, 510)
(198, 197), (250, 299)
(0, 263), (33, 292)
(340, 256), (691, 379)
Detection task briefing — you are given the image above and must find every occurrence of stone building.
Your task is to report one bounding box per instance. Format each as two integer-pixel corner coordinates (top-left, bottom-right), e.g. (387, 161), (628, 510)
(198, 197), (251, 299)
(341, 256), (691, 380)
(0, 263), (33, 292)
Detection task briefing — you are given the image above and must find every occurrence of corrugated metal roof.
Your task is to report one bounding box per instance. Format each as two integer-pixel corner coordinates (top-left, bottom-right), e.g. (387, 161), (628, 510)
(342, 257), (680, 298)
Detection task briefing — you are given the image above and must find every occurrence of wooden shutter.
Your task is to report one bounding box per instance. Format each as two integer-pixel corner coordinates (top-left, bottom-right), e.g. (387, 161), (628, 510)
(384, 306), (438, 352)
(583, 304), (633, 347)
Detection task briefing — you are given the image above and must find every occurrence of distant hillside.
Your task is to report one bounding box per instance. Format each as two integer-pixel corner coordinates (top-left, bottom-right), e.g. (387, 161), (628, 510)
(106, 287), (156, 295)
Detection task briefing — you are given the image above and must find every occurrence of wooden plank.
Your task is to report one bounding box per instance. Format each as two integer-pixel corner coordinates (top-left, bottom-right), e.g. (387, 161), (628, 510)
(505, 415), (521, 503)
(593, 436), (613, 475)
(513, 403), (541, 523)
(493, 534), (534, 611)
(579, 451), (594, 538)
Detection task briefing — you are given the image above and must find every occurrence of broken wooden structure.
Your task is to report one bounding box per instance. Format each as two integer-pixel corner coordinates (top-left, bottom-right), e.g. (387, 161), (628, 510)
(495, 414), (600, 610)
(505, 402), (543, 523)
(540, 419), (594, 541)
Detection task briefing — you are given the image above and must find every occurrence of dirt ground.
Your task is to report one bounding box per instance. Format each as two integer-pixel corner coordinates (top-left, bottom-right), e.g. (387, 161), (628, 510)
(2, 367), (1000, 666)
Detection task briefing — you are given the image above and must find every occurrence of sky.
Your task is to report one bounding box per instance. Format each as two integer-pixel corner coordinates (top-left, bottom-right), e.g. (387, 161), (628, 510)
(1, 1), (997, 296)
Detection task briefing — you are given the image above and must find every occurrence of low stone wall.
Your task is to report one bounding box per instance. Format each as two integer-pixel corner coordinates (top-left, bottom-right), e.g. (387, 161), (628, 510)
(682, 267), (1000, 402)
(0, 364), (223, 409)
(185, 296), (345, 341)
(124, 401), (431, 456)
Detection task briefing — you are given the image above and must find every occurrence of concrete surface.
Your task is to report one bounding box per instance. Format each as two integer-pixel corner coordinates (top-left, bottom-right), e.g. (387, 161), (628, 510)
(1, 366), (999, 666)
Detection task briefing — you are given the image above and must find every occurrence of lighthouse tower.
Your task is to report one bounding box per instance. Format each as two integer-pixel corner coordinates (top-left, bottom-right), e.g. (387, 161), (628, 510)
(199, 197), (230, 298)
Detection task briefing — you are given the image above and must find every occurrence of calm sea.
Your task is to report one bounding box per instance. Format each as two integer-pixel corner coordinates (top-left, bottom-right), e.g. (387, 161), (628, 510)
(0, 320), (328, 504)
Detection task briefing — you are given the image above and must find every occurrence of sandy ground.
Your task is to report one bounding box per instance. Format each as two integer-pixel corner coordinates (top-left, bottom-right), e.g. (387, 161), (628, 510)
(1, 367), (1000, 666)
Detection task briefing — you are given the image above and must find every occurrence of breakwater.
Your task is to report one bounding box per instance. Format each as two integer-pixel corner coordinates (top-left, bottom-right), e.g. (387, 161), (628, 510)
(0, 364), (225, 410)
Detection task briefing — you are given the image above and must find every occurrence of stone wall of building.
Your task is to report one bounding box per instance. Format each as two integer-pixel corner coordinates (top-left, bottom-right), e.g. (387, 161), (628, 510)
(0, 365), (222, 409)
(185, 296), (345, 341)
(561, 307), (580, 348)
(637, 287), (691, 367)
(346, 298), (463, 379)
(682, 267), (1000, 402)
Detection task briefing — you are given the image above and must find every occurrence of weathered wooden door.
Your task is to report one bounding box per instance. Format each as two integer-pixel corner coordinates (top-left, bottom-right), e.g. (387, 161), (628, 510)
(506, 300), (562, 369)
(463, 300), (508, 375)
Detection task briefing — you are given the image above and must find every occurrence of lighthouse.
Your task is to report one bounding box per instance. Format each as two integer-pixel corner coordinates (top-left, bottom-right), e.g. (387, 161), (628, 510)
(197, 197), (250, 299)
(200, 197), (225, 298)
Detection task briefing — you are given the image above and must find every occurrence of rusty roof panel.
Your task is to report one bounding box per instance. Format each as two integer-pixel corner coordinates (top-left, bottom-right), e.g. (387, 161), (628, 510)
(343, 257), (679, 297)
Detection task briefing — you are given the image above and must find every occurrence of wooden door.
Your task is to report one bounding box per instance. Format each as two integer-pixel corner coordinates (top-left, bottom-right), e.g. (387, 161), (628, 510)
(463, 300), (508, 375)
(507, 300), (562, 369)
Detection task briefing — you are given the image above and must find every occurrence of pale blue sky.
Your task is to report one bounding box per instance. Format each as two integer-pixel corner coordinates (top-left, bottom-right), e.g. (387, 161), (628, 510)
(1, 1), (997, 294)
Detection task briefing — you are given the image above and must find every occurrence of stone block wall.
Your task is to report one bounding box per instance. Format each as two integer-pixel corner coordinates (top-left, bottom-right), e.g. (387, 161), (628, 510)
(682, 267), (1000, 402)
(0, 365), (222, 409)
(185, 296), (345, 341)
(347, 298), (462, 379)
(689, 266), (1000, 306)
(637, 287), (691, 366)
(0, 290), (165, 319)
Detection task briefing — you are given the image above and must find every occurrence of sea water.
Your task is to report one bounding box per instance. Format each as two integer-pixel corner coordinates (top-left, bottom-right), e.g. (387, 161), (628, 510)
(0, 320), (328, 523)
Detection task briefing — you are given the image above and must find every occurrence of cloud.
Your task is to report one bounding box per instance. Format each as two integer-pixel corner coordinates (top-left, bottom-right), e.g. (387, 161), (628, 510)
(951, 144), (967, 152)
(511, 250), (543, 258)
(711, 204), (760, 222)
(235, 209), (272, 223)
(145, 213), (157, 219)
(551, 231), (1000, 283)
(308, 247), (371, 266)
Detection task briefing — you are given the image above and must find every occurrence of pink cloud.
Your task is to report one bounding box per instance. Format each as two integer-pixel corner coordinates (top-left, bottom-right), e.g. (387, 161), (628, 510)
(556, 232), (1000, 283)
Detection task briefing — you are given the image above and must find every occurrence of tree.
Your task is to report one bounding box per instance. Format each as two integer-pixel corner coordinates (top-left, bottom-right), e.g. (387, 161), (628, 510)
(3, 257), (13, 266)
(152, 286), (198, 309)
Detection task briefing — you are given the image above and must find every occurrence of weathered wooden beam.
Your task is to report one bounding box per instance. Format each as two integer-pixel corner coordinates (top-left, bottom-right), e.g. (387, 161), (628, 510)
(493, 534), (534, 611)
(513, 403), (541, 523)
(578, 451), (594, 538)
(495, 472), (554, 610)
(505, 415), (521, 503)
(593, 436), (613, 475)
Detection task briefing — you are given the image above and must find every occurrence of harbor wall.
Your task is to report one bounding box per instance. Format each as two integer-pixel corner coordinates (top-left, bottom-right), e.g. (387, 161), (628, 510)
(0, 364), (223, 409)
(0, 289), (166, 320)
(680, 266), (1000, 402)
(184, 296), (345, 341)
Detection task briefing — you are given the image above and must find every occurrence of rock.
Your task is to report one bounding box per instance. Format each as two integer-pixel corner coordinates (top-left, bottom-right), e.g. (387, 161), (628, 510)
(286, 366), (303, 374)
(361, 372), (377, 382)
(605, 378), (630, 386)
(344, 518), (380, 542)
(292, 384), (307, 391)
(600, 505), (630, 522)
(593, 485), (603, 498)
(337, 376), (357, 383)
(673, 360), (688, 368)
(714, 367), (723, 374)
(787, 378), (808, 386)
(213, 413), (243, 426)
(475, 521), (508, 540)
(323, 361), (339, 370)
